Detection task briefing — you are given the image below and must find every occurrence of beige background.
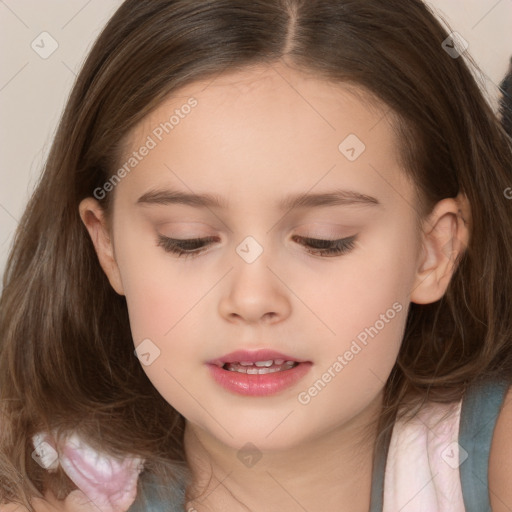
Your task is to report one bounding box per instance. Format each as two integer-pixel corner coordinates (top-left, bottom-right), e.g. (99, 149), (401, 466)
(1, 0), (511, 284)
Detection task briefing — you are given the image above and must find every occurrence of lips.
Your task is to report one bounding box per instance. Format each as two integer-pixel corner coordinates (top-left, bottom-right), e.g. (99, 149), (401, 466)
(206, 349), (312, 396)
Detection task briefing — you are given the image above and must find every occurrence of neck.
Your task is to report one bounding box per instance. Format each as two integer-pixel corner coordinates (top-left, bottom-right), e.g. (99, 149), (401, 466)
(183, 392), (383, 512)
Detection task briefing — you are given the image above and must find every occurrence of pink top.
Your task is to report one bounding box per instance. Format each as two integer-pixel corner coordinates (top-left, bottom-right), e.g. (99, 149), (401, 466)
(383, 399), (465, 511)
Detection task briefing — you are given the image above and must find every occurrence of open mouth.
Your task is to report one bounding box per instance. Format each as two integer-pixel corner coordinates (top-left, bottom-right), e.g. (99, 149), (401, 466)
(207, 350), (311, 396)
(206, 349), (311, 396)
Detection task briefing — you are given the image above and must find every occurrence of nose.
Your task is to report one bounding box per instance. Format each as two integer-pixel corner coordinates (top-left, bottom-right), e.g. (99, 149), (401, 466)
(218, 249), (292, 325)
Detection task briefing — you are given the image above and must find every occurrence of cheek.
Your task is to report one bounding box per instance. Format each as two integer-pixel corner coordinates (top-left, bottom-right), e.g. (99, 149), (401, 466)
(115, 239), (209, 415)
(297, 229), (416, 343)
(295, 228), (417, 403)
(114, 230), (205, 347)
(292, 247), (412, 419)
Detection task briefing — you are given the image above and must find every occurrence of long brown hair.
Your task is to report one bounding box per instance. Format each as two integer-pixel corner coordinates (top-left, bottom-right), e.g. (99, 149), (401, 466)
(1, 0), (512, 506)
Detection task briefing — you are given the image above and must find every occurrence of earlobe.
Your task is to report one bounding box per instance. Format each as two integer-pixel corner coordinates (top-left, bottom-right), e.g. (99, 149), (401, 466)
(78, 198), (125, 296)
(410, 194), (470, 305)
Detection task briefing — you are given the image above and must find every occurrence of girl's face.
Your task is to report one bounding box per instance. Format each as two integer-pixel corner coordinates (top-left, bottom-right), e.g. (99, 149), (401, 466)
(81, 63), (455, 452)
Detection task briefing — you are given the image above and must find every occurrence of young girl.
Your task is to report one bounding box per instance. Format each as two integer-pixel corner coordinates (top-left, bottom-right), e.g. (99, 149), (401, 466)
(1, 0), (511, 511)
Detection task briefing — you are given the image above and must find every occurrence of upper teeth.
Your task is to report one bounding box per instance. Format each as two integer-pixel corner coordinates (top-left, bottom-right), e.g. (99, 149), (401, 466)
(239, 359), (286, 367)
(224, 359), (297, 374)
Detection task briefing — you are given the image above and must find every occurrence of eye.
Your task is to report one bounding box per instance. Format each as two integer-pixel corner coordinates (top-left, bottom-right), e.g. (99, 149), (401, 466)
(292, 235), (357, 257)
(157, 234), (217, 259)
(157, 234), (357, 259)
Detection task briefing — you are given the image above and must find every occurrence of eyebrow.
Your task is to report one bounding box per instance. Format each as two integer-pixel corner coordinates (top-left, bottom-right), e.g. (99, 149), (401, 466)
(136, 187), (381, 210)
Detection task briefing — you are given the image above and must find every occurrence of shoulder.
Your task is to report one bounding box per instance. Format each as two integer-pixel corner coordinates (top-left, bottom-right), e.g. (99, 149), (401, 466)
(489, 383), (512, 512)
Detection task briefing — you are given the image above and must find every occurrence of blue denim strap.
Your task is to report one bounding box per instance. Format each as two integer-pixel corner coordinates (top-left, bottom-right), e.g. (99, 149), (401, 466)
(128, 468), (187, 511)
(369, 421), (392, 512)
(458, 378), (510, 512)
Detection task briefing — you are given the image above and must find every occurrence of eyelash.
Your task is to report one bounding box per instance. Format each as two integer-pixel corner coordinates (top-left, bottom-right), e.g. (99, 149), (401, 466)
(156, 234), (357, 259)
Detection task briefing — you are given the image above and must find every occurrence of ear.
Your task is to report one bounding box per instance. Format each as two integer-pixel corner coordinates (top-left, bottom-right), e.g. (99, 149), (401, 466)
(410, 193), (470, 305)
(78, 198), (125, 296)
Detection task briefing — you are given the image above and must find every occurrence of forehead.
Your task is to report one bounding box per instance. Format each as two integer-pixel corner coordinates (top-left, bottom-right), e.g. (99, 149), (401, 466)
(114, 62), (414, 213)
(124, 61), (394, 151)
